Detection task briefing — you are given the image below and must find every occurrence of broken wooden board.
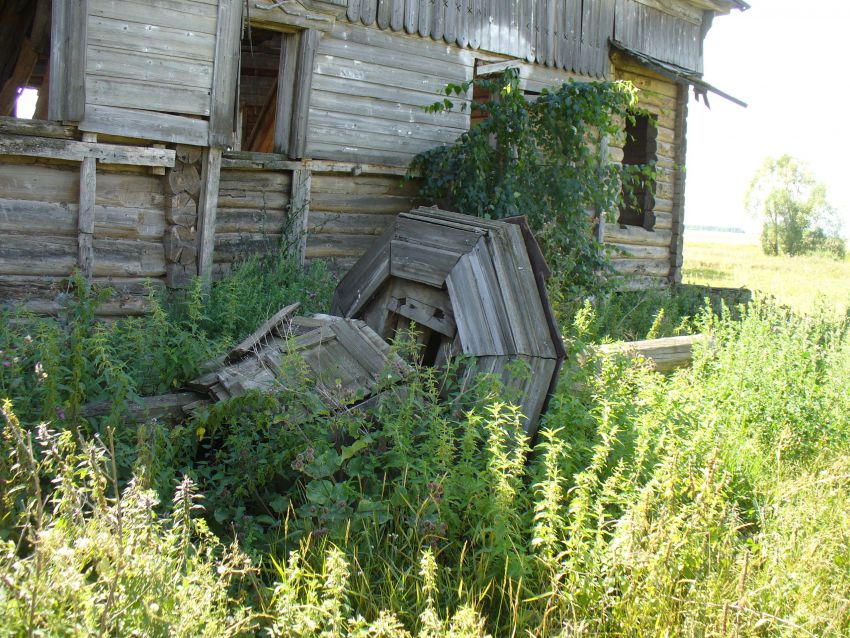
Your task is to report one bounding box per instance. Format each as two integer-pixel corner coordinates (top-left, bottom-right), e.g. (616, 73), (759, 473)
(332, 206), (565, 435)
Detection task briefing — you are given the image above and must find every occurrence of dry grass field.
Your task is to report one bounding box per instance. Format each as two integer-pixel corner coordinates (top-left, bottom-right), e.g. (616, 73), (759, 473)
(683, 238), (850, 315)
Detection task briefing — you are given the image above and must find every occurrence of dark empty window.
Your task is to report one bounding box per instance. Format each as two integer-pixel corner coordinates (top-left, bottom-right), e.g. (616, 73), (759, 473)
(618, 113), (658, 229)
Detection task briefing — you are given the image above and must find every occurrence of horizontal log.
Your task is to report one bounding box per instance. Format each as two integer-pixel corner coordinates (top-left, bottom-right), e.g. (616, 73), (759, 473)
(308, 211), (395, 236)
(311, 173), (417, 196)
(310, 193), (419, 214)
(603, 224), (672, 247)
(81, 391), (207, 420)
(606, 242), (670, 260)
(0, 116), (78, 140)
(305, 233), (377, 258)
(92, 239), (166, 277)
(213, 233), (283, 263)
(610, 257), (671, 277)
(0, 236), (77, 275)
(614, 274), (670, 291)
(594, 334), (712, 372)
(0, 135), (176, 167)
(80, 104), (209, 146)
(0, 275), (164, 316)
(215, 207), (287, 234)
(0, 199), (166, 240)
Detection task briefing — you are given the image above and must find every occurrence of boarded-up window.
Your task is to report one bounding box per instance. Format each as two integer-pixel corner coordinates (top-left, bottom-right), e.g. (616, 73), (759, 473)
(618, 113), (657, 229)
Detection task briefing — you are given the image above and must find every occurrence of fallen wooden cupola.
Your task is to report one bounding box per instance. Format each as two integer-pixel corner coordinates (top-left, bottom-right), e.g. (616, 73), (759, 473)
(332, 207), (566, 434)
(83, 304), (411, 421)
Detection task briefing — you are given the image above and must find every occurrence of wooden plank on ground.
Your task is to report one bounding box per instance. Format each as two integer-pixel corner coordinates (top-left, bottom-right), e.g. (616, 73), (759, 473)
(225, 302), (300, 363)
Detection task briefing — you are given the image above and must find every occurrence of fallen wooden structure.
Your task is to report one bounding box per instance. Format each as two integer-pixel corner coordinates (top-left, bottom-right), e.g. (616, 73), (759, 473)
(83, 306), (411, 422)
(333, 207), (566, 433)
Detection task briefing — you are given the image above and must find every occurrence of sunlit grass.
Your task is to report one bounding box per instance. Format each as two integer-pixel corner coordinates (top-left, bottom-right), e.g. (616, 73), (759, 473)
(683, 239), (850, 315)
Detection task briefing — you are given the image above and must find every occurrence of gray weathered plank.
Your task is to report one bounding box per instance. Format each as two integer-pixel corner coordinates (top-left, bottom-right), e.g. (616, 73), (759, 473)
(86, 45), (214, 90)
(87, 15), (216, 62)
(403, 0), (418, 34)
(225, 302), (300, 363)
(290, 29), (319, 159)
(0, 135), (176, 167)
(88, 0), (219, 35)
(290, 168), (312, 264)
(196, 147), (222, 283)
(77, 134), (97, 279)
(209, 0), (243, 148)
(80, 105), (210, 146)
(273, 32), (299, 156)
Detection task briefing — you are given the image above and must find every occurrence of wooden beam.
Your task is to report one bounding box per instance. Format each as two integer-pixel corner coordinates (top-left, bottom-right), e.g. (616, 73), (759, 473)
(289, 29), (319, 159)
(77, 133), (97, 279)
(66, 0), (88, 122)
(0, 115), (77, 139)
(476, 58), (523, 76)
(274, 32), (299, 156)
(290, 168), (312, 264)
(197, 147), (223, 283)
(220, 151), (409, 175)
(670, 82), (688, 284)
(48, 0), (68, 121)
(209, 0), (243, 148)
(0, 135), (176, 167)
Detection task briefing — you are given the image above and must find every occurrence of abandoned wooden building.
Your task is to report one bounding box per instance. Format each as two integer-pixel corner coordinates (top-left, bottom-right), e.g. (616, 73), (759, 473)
(0, 0), (746, 315)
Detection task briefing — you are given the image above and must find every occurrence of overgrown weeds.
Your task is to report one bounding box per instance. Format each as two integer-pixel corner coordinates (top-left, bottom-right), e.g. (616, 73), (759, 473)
(1, 253), (849, 635)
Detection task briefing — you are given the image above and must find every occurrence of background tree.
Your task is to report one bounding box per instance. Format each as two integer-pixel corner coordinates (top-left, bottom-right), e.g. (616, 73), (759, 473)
(745, 155), (845, 258)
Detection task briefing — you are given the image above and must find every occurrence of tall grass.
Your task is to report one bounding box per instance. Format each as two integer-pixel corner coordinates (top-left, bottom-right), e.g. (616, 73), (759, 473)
(1, 255), (848, 635)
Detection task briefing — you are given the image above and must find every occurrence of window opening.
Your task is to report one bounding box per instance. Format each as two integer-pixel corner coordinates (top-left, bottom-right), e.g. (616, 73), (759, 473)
(618, 112), (657, 229)
(239, 29), (282, 152)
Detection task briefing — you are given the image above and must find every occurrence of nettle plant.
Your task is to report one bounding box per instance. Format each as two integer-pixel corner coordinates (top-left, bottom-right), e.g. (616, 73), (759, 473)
(410, 69), (651, 295)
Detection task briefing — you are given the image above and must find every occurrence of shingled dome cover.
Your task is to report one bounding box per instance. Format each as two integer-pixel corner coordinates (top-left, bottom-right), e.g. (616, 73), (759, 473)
(332, 207), (566, 434)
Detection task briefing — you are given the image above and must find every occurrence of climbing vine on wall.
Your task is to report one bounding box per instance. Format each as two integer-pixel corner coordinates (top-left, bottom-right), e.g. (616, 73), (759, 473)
(409, 69), (649, 296)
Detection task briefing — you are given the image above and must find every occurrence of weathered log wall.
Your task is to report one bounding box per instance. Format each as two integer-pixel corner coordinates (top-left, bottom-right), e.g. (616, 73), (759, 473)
(604, 56), (685, 288)
(0, 154), (167, 315)
(212, 166), (293, 278)
(306, 171), (421, 270)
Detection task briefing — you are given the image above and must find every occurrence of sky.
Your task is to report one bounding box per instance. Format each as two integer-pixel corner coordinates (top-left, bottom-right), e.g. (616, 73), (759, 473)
(685, 0), (850, 238)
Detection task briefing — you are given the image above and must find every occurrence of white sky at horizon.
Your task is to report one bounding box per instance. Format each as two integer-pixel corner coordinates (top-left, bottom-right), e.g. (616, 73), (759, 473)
(685, 0), (850, 238)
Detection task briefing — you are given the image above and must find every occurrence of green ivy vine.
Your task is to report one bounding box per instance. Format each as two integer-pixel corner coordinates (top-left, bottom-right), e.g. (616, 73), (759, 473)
(409, 68), (651, 297)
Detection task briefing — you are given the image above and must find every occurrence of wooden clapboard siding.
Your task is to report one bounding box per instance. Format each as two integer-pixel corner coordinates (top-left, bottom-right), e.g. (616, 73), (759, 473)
(75, 0), (236, 144)
(614, 0), (704, 73)
(339, 0), (714, 77)
(306, 23), (473, 166)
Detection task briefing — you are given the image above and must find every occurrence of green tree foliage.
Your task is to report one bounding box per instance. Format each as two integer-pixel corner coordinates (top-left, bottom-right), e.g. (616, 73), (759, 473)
(409, 70), (645, 296)
(745, 154), (845, 258)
